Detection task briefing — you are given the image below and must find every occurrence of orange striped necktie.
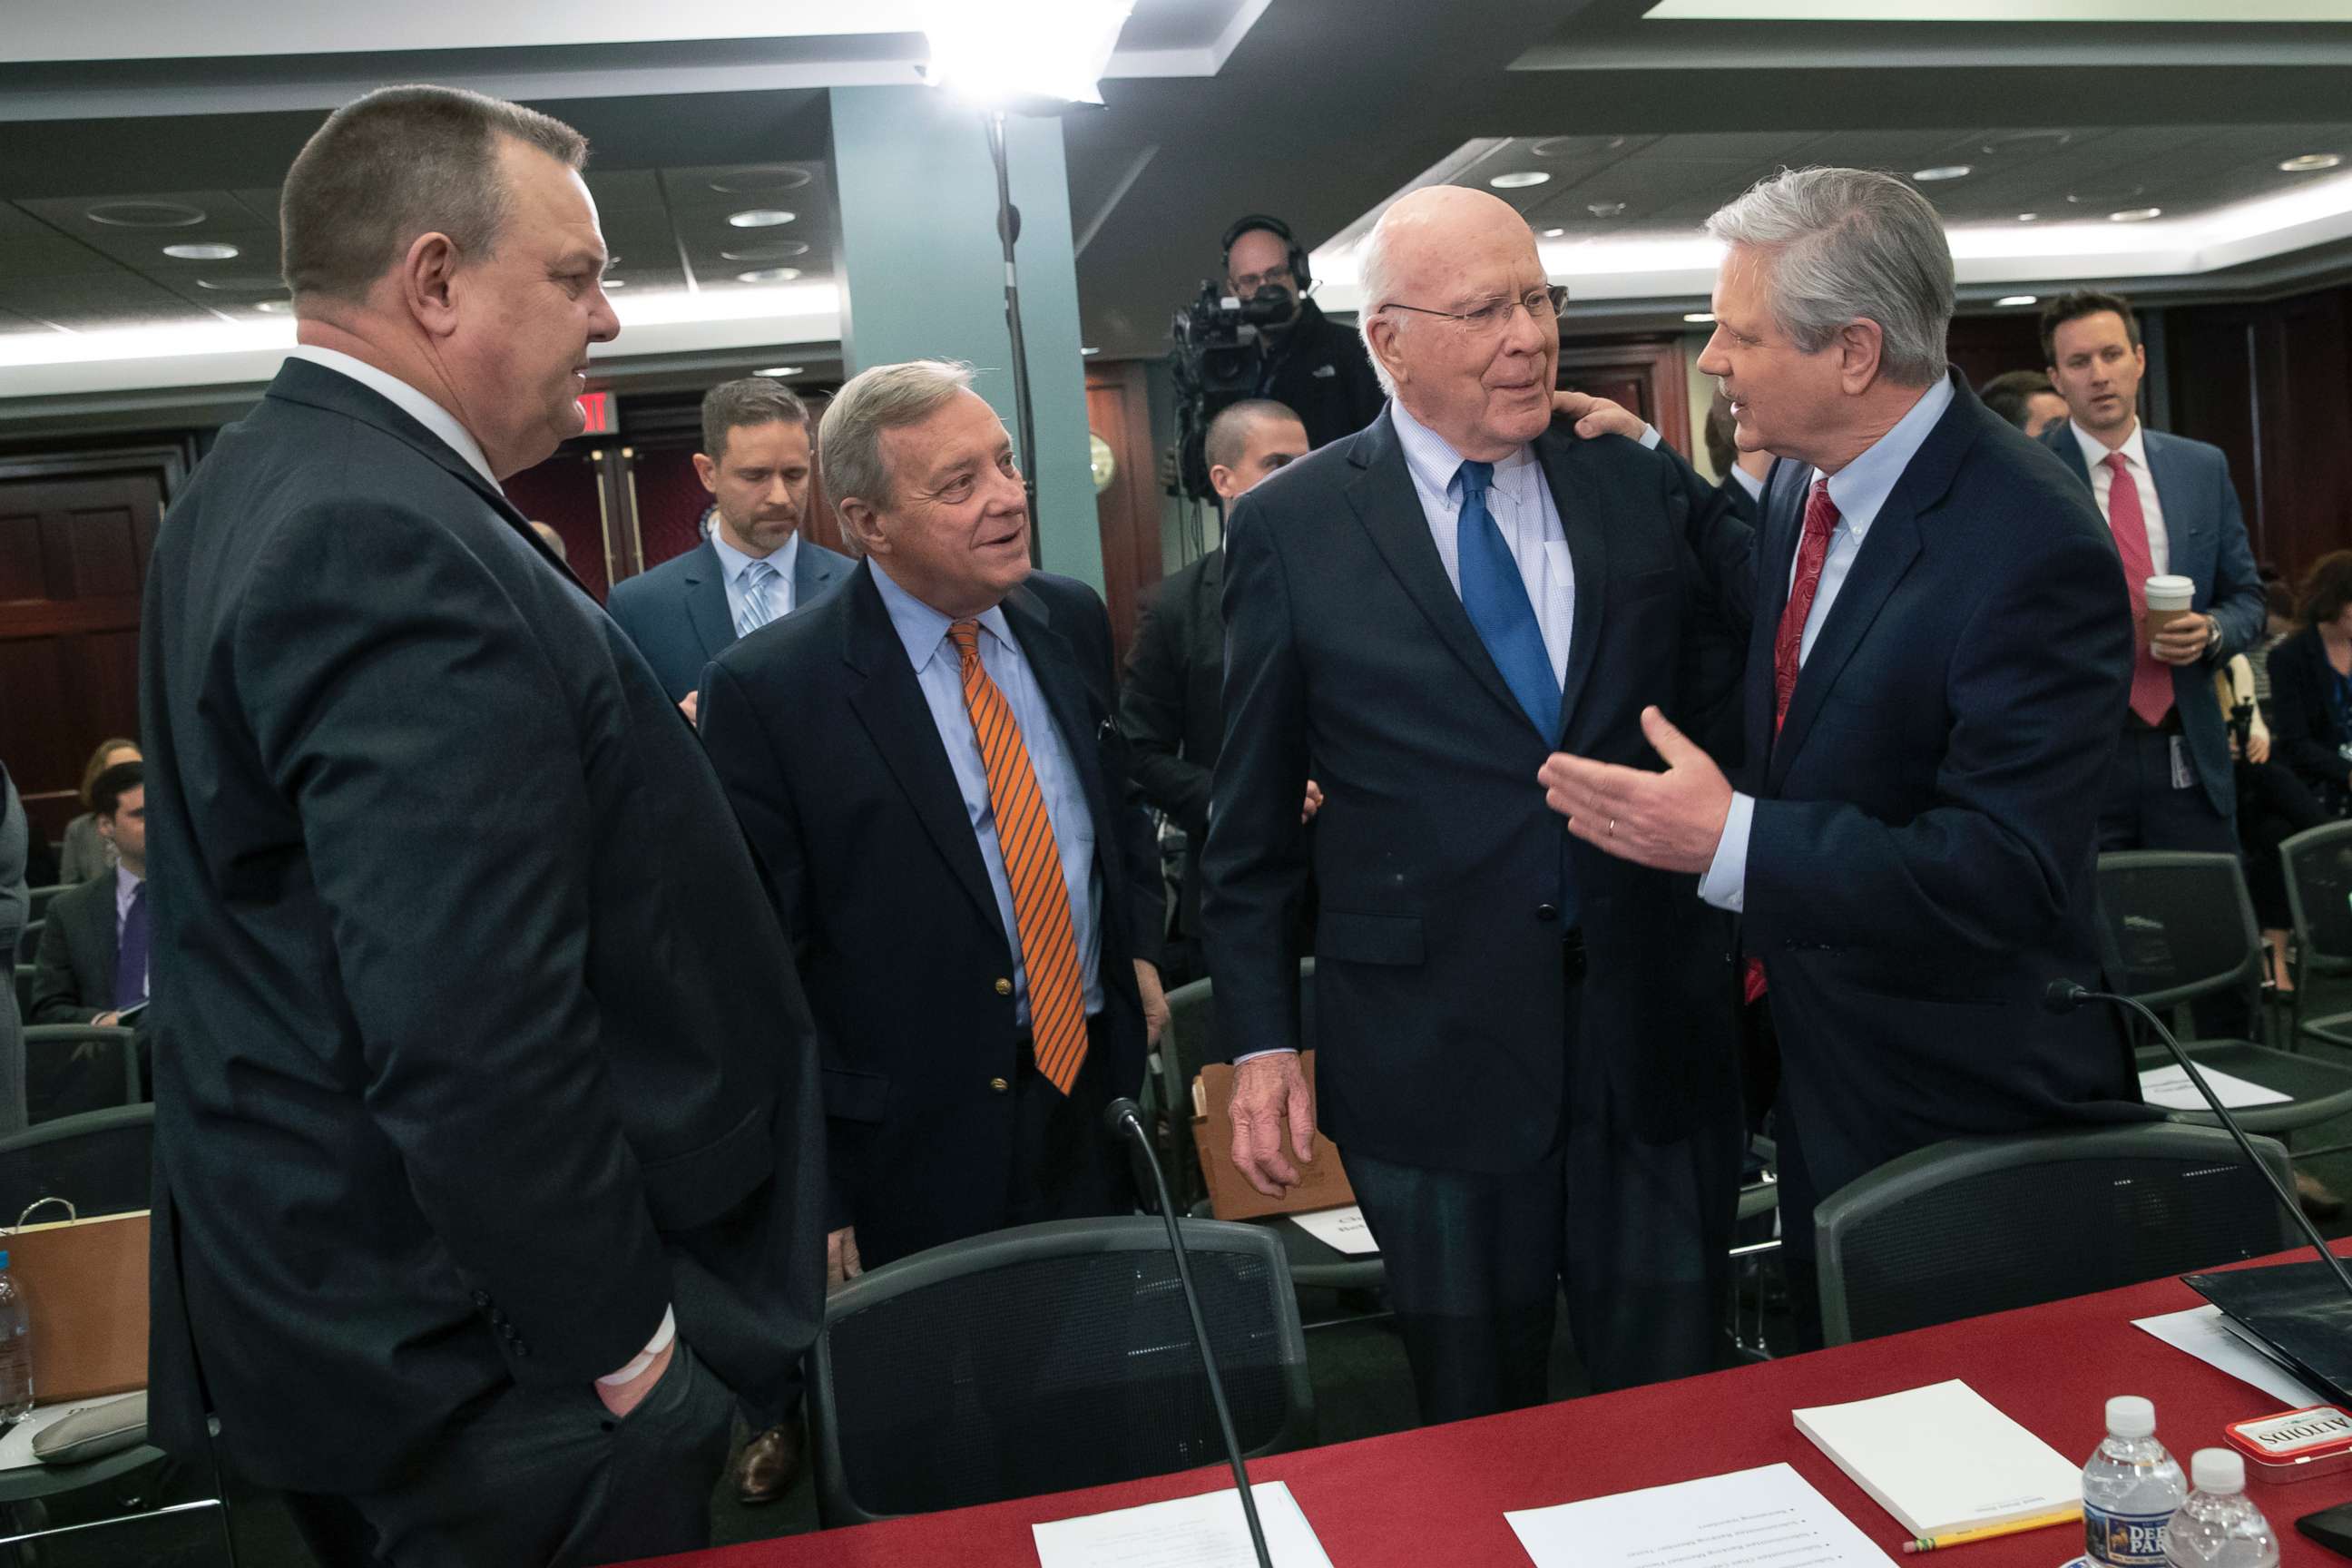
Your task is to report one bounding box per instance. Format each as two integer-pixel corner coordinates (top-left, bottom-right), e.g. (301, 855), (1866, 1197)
(948, 619), (1090, 1094)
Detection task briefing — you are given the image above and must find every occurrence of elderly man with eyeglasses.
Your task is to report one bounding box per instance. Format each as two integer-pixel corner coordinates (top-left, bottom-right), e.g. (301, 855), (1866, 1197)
(1200, 183), (1754, 1423)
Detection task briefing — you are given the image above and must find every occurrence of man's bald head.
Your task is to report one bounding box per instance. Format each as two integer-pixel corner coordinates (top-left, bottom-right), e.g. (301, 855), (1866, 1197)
(1357, 185), (1559, 461)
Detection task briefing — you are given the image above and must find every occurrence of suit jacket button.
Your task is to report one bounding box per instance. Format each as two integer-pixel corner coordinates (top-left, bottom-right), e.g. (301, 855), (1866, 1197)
(471, 1290), (491, 1308)
(1536, 903), (1559, 923)
(994, 978), (1013, 996)
(989, 1076), (1011, 1093)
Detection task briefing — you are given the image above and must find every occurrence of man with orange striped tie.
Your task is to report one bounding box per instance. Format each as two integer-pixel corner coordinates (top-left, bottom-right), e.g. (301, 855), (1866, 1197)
(699, 359), (1168, 1280)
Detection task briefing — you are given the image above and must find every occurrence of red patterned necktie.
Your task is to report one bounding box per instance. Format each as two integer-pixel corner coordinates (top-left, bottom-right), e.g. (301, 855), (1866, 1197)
(948, 619), (1090, 1094)
(1746, 478), (1841, 1006)
(2103, 452), (2175, 727)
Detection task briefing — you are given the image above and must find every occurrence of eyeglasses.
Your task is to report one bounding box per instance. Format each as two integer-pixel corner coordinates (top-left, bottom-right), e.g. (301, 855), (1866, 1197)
(1380, 285), (1569, 336)
(1230, 262), (1295, 295)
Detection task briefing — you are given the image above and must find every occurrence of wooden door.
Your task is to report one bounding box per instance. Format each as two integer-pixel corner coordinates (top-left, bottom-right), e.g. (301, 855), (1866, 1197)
(0, 456), (176, 846)
(1084, 360), (1163, 659)
(1557, 338), (1692, 458)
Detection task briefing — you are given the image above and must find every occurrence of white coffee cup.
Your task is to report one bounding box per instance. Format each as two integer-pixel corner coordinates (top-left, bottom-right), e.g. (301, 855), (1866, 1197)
(2145, 574), (2195, 639)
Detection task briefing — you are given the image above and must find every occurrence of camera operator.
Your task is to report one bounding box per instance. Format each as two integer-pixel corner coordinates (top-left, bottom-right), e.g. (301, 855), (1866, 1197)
(1221, 216), (1384, 449)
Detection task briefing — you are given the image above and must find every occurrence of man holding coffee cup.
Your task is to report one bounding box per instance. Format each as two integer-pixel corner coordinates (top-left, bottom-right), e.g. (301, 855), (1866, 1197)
(2038, 290), (2265, 868)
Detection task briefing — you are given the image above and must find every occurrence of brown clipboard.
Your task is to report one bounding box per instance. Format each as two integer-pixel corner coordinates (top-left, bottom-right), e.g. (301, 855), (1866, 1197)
(1189, 1049), (1357, 1221)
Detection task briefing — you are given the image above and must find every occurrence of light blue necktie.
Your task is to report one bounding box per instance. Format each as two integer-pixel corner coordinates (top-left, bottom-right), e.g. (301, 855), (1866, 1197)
(736, 559), (780, 638)
(1455, 460), (1562, 738)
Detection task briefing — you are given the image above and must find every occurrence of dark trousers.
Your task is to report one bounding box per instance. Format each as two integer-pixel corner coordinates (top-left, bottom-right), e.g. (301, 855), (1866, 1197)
(286, 1343), (736, 1568)
(1343, 969), (1740, 1425)
(2100, 725), (2252, 1038)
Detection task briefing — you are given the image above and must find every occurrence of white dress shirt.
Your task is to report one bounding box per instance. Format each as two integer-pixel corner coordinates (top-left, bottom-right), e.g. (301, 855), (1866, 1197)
(710, 527), (802, 632)
(2069, 418), (2168, 575)
(1388, 397), (1576, 682)
(1698, 376), (1957, 913)
(286, 347), (501, 490)
(284, 350), (675, 1384)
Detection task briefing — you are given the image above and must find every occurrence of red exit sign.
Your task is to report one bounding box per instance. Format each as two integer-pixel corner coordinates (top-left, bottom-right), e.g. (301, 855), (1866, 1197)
(578, 390), (618, 436)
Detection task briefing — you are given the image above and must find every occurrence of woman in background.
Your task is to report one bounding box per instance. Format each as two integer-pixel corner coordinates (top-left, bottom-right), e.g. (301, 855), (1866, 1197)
(54, 737), (139, 885)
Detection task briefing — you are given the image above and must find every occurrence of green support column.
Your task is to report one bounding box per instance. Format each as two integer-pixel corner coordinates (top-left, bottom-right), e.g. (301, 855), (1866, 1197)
(829, 86), (1102, 590)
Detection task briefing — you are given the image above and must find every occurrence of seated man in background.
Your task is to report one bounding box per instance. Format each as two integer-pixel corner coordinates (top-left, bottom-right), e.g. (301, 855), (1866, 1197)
(30, 760), (146, 1026)
(1122, 398), (1316, 985)
(56, 737), (140, 885)
(1977, 368), (2068, 438)
(607, 376), (853, 720)
(700, 360), (1167, 1283)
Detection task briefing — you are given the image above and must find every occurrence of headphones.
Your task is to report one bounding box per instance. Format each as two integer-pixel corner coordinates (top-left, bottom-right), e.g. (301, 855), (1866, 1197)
(1221, 213), (1311, 296)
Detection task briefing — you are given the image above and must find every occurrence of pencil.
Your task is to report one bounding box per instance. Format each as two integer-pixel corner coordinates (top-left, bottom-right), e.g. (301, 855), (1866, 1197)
(1901, 1507), (2083, 1553)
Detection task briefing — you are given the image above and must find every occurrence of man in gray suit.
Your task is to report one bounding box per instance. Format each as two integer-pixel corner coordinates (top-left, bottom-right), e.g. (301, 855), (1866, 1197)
(607, 377), (852, 721)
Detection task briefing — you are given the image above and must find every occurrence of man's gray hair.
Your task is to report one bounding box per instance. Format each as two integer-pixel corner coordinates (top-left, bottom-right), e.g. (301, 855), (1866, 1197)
(1706, 167), (1955, 387)
(1353, 211), (1409, 398)
(818, 359), (976, 513)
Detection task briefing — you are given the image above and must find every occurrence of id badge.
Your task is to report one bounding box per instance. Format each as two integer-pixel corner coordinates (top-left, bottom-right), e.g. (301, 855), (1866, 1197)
(2170, 736), (2196, 790)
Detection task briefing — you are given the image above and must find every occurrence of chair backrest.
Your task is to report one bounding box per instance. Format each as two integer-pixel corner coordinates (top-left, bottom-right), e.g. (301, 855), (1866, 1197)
(1816, 1122), (2295, 1347)
(13, 921), (41, 966)
(2093, 851), (2264, 1015)
(0, 1104), (152, 1226)
(10, 965), (30, 1018)
(21, 1027), (139, 1125)
(810, 1215), (1314, 1526)
(2281, 821), (2352, 978)
(24, 886), (70, 925)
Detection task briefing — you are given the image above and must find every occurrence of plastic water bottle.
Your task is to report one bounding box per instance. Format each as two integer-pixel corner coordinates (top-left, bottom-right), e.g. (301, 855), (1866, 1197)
(2164, 1449), (2278, 1568)
(2085, 1396), (2188, 1567)
(0, 1251), (33, 1420)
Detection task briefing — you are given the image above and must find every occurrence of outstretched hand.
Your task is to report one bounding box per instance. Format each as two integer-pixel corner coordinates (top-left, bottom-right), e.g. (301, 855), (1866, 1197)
(1538, 706), (1731, 876)
(1552, 390), (1648, 442)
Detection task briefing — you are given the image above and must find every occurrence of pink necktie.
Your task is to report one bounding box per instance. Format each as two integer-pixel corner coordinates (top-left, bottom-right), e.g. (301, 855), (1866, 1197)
(2103, 453), (2175, 727)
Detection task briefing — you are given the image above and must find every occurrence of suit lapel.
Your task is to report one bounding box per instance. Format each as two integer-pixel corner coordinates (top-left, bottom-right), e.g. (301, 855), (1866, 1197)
(1747, 459), (1806, 776)
(838, 567), (1005, 937)
(79, 885), (116, 1003)
(2141, 429), (2196, 569)
(1002, 585), (1123, 906)
(1532, 427), (1606, 743)
(793, 540), (848, 608)
(1343, 411), (1544, 736)
(682, 543), (736, 662)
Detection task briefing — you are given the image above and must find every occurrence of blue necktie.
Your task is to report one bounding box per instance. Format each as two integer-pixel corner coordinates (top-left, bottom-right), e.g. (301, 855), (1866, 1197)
(115, 881), (149, 1011)
(1455, 460), (1562, 738)
(736, 559), (779, 638)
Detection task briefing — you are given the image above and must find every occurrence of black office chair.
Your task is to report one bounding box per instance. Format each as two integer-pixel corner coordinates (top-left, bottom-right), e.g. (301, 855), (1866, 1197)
(2094, 851), (2352, 1141)
(2280, 821), (2352, 1055)
(22, 1026), (141, 1125)
(0, 1105), (152, 1226)
(809, 1216), (1314, 1526)
(1815, 1122), (2296, 1347)
(13, 921), (41, 967)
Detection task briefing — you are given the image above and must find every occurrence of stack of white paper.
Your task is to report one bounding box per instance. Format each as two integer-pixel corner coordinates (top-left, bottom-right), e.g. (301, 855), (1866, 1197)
(1792, 1379), (2079, 1537)
(1505, 1462), (1894, 1568)
(1033, 1480), (1335, 1568)
(2137, 1063), (2291, 1112)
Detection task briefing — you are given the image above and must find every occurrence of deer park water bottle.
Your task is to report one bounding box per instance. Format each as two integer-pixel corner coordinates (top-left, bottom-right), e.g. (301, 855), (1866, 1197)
(2084, 1396), (2187, 1567)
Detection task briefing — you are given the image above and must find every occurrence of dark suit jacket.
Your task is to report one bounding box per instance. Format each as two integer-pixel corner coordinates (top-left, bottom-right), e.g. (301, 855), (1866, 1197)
(1715, 470), (1762, 527)
(1202, 409), (1753, 1171)
(1120, 548), (1224, 935)
(1749, 376), (2144, 1237)
(698, 562), (1164, 1267)
(607, 534), (854, 702)
(140, 358), (827, 1494)
(2041, 419), (2265, 818)
(2263, 625), (2351, 799)
(28, 874), (113, 1024)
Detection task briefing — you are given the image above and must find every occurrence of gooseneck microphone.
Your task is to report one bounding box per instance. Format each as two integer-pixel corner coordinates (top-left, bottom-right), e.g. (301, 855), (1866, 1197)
(1102, 1096), (1274, 1568)
(2043, 979), (2352, 1303)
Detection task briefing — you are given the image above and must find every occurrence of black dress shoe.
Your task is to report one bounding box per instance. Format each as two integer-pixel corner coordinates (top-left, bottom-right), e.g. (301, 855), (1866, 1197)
(734, 1420), (804, 1505)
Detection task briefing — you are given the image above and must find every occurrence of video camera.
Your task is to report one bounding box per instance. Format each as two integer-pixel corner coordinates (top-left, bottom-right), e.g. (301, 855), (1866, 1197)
(1167, 279), (1294, 502)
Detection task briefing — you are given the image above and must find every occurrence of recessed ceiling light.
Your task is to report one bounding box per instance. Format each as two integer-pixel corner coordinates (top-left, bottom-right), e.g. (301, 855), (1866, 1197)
(1912, 165), (1972, 181)
(2016, 212), (2042, 223)
(1530, 135), (1627, 159)
(755, 366), (804, 377)
(2109, 207), (2163, 222)
(1996, 295), (2039, 307)
(2281, 152), (2344, 173)
(1082, 346), (1101, 357)
(252, 299), (293, 314)
(1586, 201), (1627, 220)
(599, 277), (627, 288)
(162, 241), (240, 261)
(1543, 228), (1565, 238)
(707, 166), (814, 195)
(194, 275), (284, 292)
(735, 267), (802, 284)
(1489, 172), (1551, 190)
(1683, 312), (1715, 323)
(727, 209), (797, 229)
(86, 200), (207, 229)
(718, 241), (810, 263)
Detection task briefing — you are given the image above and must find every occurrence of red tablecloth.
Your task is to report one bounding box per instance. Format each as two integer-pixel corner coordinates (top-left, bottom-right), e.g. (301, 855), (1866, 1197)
(631, 1246), (2352, 1566)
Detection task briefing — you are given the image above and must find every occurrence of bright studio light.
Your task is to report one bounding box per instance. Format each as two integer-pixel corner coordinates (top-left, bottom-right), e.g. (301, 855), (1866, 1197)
(923, 0), (1133, 108)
